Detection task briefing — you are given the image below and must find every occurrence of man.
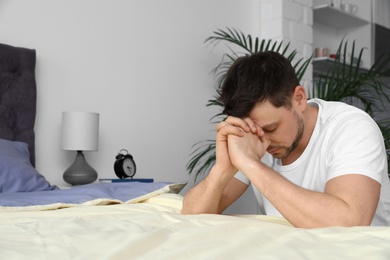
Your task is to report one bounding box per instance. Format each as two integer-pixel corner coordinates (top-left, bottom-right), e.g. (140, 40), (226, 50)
(182, 51), (390, 228)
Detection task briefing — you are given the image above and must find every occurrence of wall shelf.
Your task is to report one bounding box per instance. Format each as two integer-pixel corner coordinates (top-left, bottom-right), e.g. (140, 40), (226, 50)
(313, 57), (368, 77)
(313, 57), (335, 74)
(313, 4), (369, 29)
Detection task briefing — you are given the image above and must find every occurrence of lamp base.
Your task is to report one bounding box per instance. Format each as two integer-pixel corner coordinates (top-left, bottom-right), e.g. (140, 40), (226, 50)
(63, 151), (98, 185)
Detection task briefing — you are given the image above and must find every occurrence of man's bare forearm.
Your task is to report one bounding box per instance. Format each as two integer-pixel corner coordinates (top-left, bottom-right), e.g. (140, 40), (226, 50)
(181, 165), (235, 214)
(241, 160), (379, 228)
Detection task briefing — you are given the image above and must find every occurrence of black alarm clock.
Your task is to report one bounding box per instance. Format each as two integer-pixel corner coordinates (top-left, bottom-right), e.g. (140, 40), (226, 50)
(114, 149), (137, 179)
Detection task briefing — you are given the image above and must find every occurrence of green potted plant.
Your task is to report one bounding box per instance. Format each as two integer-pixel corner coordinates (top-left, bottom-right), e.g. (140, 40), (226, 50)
(187, 28), (390, 180)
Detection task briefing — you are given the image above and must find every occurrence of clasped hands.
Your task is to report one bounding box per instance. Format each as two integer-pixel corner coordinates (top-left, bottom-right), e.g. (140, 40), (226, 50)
(215, 116), (270, 174)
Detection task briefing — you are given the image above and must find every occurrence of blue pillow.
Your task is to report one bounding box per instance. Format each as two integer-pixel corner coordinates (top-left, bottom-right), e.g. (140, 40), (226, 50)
(0, 139), (58, 193)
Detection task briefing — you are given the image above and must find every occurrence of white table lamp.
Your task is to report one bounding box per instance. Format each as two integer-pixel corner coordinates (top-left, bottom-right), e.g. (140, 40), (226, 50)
(61, 111), (99, 185)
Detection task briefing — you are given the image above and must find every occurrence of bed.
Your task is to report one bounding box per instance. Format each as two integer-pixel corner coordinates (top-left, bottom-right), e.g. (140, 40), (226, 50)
(1, 42), (390, 259)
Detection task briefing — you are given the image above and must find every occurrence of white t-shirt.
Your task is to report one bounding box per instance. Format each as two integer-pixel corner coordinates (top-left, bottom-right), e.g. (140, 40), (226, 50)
(235, 99), (390, 226)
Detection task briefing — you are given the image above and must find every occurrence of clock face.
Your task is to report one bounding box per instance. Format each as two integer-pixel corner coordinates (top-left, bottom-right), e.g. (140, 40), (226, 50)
(123, 157), (136, 177)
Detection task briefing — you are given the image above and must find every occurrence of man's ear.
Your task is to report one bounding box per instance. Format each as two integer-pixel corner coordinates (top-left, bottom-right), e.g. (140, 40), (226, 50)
(292, 85), (307, 110)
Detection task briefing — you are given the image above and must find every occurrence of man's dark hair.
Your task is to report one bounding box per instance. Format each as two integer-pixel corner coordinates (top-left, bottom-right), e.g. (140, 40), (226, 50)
(218, 51), (300, 118)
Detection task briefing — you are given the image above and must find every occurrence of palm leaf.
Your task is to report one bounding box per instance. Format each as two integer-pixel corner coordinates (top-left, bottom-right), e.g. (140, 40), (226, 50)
(312, 40), (390, 114)
(187, 140), (216, 181)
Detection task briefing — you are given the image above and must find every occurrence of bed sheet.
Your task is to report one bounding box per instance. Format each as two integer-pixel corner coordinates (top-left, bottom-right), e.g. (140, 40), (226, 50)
(0, 193), (389, 259)
(0, 182), (186, 210)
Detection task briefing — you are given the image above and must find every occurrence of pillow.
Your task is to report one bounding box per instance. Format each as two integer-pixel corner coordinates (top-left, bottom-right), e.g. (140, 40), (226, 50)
(0, 138), (58, 193)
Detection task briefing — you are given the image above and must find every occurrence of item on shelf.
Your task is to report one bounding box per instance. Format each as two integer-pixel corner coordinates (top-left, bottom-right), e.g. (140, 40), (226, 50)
(341, 3), (358, 14)
(331, 0), (341, 9)
(329, 54), (337, 59)
(315, 47), (328, 58)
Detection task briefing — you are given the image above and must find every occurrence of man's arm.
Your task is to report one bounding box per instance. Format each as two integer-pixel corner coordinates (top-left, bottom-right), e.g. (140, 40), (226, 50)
(228, 131), (380, 228)
(182, 118), (259, 214)
(241, 160), (379, 228)
(181, 166), (248, 214)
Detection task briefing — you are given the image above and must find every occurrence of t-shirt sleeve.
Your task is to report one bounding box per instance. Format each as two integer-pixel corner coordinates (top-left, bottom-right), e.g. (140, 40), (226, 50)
(327, 112), (387, 183)
(234, 171), (250, 185)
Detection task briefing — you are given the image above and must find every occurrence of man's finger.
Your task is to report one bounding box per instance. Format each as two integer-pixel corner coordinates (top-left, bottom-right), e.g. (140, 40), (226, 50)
(224, 116), (251, 132)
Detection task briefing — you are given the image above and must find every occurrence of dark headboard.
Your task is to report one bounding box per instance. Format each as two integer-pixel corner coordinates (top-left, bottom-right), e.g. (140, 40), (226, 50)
(0, 43), (37, 166)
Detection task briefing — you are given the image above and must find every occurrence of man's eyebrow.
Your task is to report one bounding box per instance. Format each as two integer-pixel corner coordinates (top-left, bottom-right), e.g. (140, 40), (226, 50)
(261, 122), (277, 129)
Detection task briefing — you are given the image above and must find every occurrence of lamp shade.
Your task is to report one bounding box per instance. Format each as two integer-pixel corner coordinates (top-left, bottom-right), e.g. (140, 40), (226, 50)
(61, 111), (99, 151)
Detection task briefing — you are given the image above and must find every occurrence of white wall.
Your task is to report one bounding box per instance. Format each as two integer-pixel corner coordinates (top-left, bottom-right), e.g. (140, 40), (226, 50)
(0, 0), (262, 188)
(260, 0), (313, 88)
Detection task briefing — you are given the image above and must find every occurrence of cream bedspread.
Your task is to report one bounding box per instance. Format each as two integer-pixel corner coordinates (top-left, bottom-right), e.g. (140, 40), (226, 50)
(1, 193), (389, 259)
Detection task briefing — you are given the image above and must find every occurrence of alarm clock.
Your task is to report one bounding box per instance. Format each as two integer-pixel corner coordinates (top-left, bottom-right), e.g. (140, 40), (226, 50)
(114, 149), (137, 179)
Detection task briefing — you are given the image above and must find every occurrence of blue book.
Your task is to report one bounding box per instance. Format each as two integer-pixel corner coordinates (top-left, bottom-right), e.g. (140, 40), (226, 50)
(99, 178), (154, 183)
